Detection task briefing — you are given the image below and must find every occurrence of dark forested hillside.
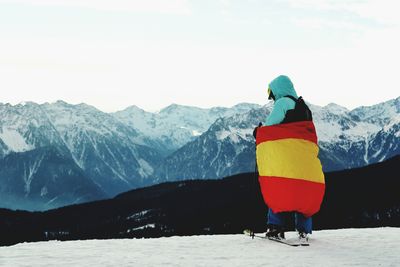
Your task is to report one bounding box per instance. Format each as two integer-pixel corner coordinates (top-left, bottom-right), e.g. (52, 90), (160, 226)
(1, 155), (399, 246)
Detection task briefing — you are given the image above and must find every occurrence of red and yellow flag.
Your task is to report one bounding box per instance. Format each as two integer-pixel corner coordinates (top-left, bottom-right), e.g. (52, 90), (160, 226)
(256, 121), (325, 217)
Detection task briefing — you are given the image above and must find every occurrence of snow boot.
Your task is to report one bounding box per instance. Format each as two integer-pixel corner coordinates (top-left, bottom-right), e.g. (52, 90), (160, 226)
(265, 225), (285, 240)
(298, 231), (309, 244)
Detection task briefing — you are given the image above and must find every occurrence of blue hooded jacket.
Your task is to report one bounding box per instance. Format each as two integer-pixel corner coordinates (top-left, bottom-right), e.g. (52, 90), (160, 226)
(265, 75), (298, 126)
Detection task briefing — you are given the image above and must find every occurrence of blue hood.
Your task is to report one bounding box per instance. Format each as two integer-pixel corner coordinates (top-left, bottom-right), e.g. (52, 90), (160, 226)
(269, 75), (298, 100)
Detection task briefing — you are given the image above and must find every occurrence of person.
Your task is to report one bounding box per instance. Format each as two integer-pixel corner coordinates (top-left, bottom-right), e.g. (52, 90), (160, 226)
(254, 75), (318, 241)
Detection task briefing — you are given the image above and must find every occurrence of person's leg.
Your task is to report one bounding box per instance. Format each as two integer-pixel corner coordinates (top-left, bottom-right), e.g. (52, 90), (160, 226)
(267, 208), (285, 227)
(266, 209), (286, 239)
(294, 212), (312, 234)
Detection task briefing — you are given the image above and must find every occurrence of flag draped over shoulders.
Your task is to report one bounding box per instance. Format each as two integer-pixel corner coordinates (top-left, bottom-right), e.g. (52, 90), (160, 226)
(256, 121), (325, 217)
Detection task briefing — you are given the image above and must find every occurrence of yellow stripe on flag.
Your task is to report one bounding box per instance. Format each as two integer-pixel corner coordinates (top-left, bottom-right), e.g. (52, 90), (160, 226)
(256, 138), (324, 184)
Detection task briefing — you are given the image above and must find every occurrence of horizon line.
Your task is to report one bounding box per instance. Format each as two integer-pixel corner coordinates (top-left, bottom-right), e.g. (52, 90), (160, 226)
(0, 96), (398, 114)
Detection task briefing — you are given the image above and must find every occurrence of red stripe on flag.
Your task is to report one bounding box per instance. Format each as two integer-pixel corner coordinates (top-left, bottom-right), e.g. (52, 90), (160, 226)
(256, 121), (318, 145)
(258, 175), (325, 217)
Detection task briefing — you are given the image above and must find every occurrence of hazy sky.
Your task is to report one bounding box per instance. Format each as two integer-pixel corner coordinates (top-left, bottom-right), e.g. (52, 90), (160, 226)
(0, 0), (399, 112)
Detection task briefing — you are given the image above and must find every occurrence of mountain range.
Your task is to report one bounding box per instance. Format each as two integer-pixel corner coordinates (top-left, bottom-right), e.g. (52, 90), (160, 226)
(156, 98), (399, 181)
(0, 97), (399, 210)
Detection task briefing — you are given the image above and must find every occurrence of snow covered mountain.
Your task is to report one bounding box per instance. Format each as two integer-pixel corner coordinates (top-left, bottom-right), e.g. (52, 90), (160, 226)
(0, 101), (260, 210)
(113, 103), (261, 156)
(0, 98), (398, 210)
(0, 101), (67, 156)
(155, 107), (268, 181)
(0, 101), (163, 210)
(316, 97), (399, 170)
(156, 98), (399, 181)
(40, 101), (162, 193)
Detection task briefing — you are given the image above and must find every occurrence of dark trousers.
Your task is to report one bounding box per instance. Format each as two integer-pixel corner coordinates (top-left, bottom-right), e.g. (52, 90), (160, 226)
(268, 208), (312, 234)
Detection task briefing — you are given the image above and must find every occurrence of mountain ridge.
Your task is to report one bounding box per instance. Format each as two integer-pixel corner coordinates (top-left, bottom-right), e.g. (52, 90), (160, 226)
(156, 98), (399, 181)
(0, 97), (398, 210)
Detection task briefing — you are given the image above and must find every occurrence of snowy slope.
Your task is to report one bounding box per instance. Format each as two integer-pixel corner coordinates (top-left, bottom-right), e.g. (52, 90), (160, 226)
(40, 101), (163, 194)
(0, 228), (399, 267)
(0, 102), (68, 158)
(155, 107), (267, 181)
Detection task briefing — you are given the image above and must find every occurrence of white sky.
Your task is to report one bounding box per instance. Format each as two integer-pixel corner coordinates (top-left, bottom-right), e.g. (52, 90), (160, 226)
(0, 0), (399, 112)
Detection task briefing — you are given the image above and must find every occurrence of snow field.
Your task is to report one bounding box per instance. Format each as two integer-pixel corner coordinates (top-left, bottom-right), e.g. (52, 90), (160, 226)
(0, 228), (399, 267)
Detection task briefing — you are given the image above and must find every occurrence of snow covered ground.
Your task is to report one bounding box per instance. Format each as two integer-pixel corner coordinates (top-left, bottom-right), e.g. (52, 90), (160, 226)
(0, 228), (399, 267)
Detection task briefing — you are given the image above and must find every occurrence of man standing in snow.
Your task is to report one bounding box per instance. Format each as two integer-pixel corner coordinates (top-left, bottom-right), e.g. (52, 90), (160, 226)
(253, 75), (324, 242)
